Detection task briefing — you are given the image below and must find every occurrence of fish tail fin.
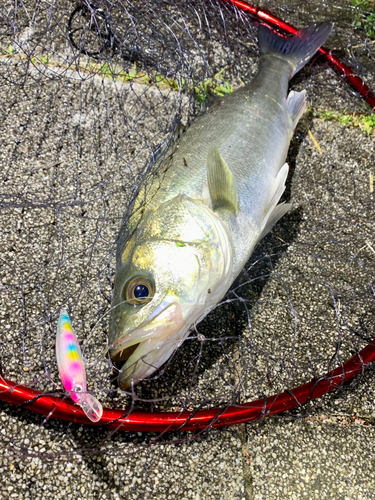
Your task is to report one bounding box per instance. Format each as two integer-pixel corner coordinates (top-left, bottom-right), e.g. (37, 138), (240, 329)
(258, 22), (332, 78)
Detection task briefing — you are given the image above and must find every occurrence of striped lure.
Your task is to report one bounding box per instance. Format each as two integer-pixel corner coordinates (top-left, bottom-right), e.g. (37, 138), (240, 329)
(56, 309), (103, 422)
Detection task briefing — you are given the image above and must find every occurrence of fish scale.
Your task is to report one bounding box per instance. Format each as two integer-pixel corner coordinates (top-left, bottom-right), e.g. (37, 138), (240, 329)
(140, 68), (292, 270)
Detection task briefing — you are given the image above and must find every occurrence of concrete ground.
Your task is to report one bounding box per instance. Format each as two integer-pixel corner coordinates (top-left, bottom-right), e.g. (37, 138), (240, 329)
(0, 0), (375, 499)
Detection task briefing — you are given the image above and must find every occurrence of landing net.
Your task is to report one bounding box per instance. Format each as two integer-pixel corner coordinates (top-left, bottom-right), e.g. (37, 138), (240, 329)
(0, 0), (374, 459)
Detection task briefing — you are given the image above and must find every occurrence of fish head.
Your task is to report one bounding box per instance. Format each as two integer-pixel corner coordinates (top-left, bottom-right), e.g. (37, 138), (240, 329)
(109, 193), (233, 389)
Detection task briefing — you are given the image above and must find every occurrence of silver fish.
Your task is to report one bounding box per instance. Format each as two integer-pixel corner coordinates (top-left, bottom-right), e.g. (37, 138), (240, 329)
(109, 22), (332, 388)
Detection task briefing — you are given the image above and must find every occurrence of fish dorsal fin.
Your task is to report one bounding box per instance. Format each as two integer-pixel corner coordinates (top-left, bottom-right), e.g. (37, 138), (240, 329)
(207, 146), (238, 215)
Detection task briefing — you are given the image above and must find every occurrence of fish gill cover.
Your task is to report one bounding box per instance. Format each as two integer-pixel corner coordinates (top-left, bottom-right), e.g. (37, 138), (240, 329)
(0, 0), (374, 484)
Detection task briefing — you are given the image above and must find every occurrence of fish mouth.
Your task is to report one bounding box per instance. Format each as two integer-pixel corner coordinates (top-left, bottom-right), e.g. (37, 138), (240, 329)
(111, 343), (139, 363)
(109, 300), (184, 361)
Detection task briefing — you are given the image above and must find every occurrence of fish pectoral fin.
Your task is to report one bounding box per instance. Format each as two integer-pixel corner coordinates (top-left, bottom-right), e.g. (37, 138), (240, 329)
(260, 162), (290, 239)
(287, 90), (307, 131)
(207, 145), (238, 215)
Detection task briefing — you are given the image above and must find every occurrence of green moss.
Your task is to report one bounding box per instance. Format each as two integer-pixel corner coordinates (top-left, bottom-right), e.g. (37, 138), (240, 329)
(313, 108), (375, 135)
(4, 45), (13, 56)
(352, 0), (375, 39)
(39, 53), (51, 65)
(99, 60), (233, 103)
(1, 47), (233, 107)
(194, 66), (233, 103)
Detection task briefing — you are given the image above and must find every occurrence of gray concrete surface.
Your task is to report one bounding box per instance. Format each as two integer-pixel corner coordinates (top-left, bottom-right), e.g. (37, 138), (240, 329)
(1, 0), (375, 499)
(0, 405), (247, 499)
(245, 418), (375, 499)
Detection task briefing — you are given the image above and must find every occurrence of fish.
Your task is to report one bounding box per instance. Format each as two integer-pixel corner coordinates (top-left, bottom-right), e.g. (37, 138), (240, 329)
(56, 310), (103, 422)
(109, 22), (332, 389)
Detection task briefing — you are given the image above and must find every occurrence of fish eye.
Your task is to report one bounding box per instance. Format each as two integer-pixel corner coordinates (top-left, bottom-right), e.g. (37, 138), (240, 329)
(124, 277), (154, 305)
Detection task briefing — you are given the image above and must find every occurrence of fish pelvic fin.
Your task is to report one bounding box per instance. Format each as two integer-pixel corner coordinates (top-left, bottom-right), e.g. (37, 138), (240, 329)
(260, 162), (291, 239)
(258, 22), (332, 78)
(287, 90), (307, 131)
(260, 202), (291, 241)
(207, 145), (239, 215)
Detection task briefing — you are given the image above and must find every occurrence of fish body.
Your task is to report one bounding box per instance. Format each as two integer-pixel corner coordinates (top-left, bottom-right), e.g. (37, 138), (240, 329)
(109, 22), (332, 388)
(56, 310), (103, 422)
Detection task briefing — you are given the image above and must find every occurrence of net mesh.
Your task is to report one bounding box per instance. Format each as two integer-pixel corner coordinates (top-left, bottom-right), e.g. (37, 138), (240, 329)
(0, 0), (374, 460)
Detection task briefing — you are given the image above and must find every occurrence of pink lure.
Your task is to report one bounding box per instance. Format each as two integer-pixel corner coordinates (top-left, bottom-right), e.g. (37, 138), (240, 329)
(56, 309), (103, 422)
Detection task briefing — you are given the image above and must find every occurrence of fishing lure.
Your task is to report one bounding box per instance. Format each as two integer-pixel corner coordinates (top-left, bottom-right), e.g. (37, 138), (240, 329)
(56, 309), (103, 422)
